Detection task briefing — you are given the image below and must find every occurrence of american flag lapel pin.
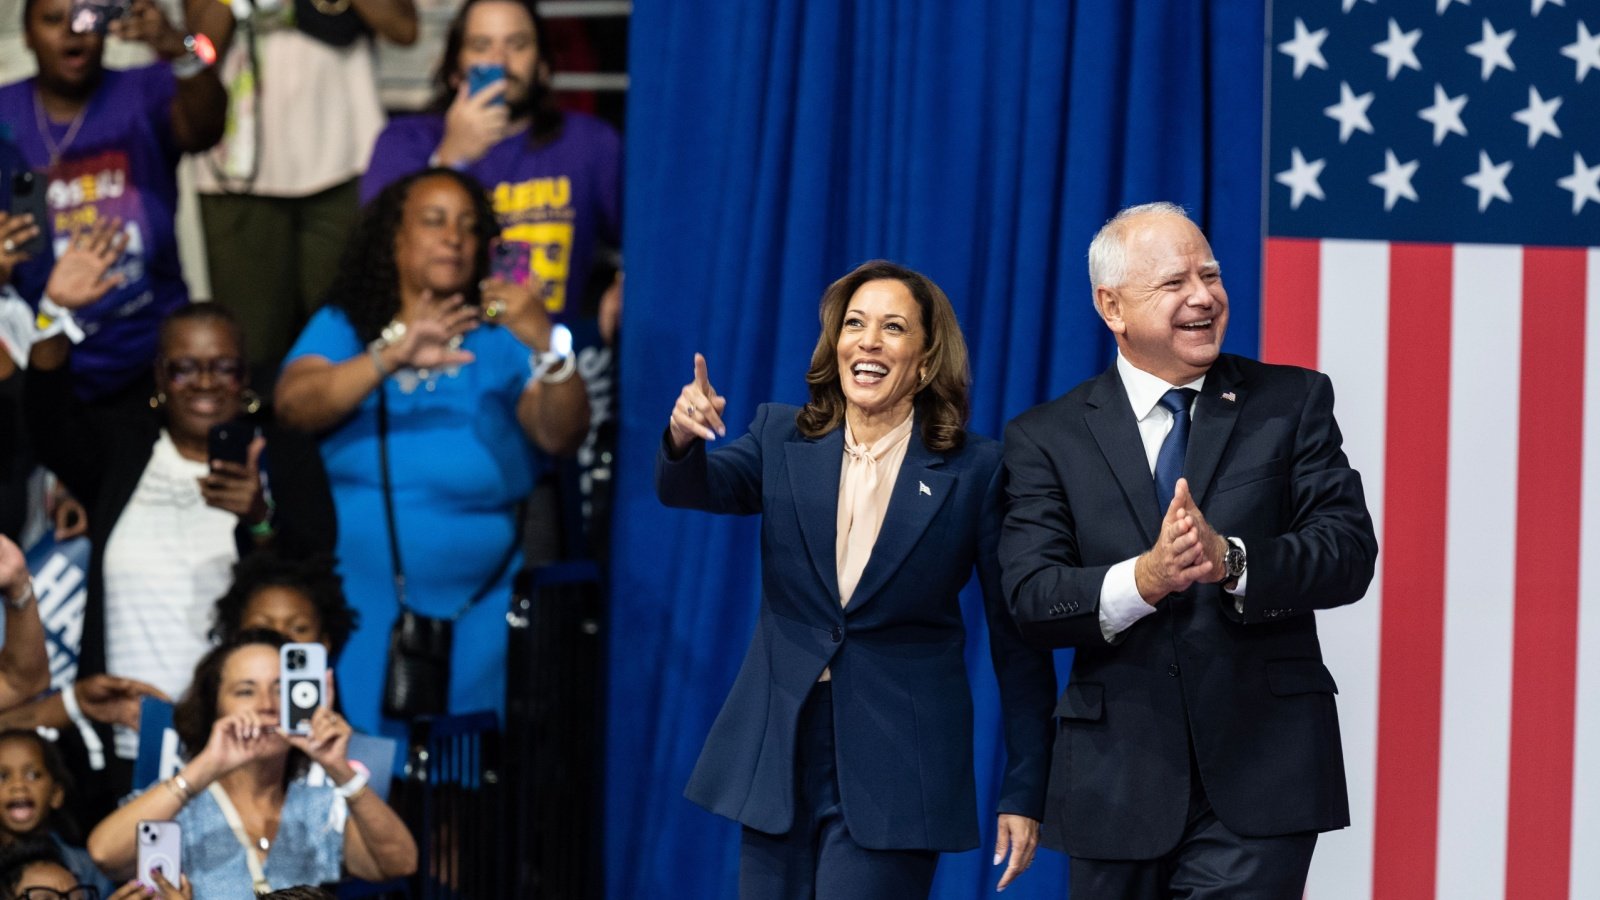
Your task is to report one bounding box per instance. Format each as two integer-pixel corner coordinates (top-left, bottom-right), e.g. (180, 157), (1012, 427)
(1222, 391), (1236, 403)
(918, 481), (932, 497)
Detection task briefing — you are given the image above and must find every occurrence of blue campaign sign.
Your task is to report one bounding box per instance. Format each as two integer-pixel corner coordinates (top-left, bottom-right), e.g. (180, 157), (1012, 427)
(21, 534), (90, 689)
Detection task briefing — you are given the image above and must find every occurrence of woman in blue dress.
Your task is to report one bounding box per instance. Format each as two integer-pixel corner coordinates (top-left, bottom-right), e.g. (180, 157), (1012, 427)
(275, 168), (589, 738)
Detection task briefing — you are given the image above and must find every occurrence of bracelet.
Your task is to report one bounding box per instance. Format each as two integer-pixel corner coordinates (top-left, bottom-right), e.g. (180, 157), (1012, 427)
(535, 353), (576, 385)
(5, 579), (34, 611)
(249, 493), (276, 541)
(164, 774), (193, 803)
(367, 339), (392, 378)
(334, 766), (369, 799)
(170, 34), (216, 80)
(36, 296), (85, 344)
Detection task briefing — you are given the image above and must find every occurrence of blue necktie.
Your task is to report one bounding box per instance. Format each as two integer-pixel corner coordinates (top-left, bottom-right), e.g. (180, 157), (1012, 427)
(1154, 388), (1197, 514)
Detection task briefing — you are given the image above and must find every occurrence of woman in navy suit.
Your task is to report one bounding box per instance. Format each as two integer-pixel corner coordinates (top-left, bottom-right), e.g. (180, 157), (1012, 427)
(657, 260), (1055, 898)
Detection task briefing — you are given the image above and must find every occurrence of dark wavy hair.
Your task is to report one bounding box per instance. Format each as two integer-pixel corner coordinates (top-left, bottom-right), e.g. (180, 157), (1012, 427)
(796, 260), (970, 452)
(0, 838), (68, 895)
(428, 0), (564, 145)
(209, 553), (357, 658)
(0, 730), (77, 841)
(173, 629), (308, 781)
(324, 168), (499, 344)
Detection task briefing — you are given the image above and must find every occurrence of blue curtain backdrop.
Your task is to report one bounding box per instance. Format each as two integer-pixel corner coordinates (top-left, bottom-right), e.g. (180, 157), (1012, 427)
(609, 2), (1264, 896)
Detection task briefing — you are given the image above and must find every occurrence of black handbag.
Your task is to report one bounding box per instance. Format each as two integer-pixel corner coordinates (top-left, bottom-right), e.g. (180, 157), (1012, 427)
(375, 386), (519, 719)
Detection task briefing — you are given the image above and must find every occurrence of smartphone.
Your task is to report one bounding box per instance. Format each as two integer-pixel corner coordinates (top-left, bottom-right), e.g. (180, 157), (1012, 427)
(136, 820), (181, 890)
(280, 642), (327, 736)
(7, 172), (47, 258)
(467, 63), (506, 106)
(68, 0), (129, 34)
(489, 239), (532, 286)
(206, 420), (253, 469)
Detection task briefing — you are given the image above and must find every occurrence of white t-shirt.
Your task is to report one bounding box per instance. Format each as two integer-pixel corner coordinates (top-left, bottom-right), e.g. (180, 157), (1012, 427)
(102, 430), (238, 757)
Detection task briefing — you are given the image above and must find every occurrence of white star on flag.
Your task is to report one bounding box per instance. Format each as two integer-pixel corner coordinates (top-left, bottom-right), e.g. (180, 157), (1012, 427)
(1463, 151), (1513, 211)
(1556, 153), (1600, 214)
(1511, 85), (1562, 148)
(1275, 148), (1327, 209)
(1278, 17), (1330, 79)
(1370, 149), (1420, 211)
(1436, 0), (1469, 14)
(1324, 81), (1375, 143)
(1562, 21), (1600, 83)
(1418, 83), (1469, 146)
(1342, 0), (1376, 12)
(1373, 18), (1424, 80)
(1466, 19), (1517, 81)
(1531, 0), (1564, 16)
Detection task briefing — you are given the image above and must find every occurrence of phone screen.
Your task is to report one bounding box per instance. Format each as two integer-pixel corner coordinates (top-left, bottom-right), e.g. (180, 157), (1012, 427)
(489, 239), (532, 286)
(68, 0), (129, 33)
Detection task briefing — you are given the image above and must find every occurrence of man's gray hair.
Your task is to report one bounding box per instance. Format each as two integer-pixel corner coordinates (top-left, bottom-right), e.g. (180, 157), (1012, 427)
(1087, 201), (1191, 290)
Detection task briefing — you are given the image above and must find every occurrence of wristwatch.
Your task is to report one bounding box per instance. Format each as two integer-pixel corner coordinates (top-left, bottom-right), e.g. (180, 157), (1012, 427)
(1221, 537), (1246, 589)
(170, 33), (217, 80)
(5, 580), (35, 612)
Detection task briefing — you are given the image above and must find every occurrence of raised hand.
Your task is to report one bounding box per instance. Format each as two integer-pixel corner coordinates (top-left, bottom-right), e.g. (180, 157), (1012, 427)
(45, 217), (128, 309)
(74, 674), (171, 729)
(0, 535), (29, 606)
(195, 710), (284, 778)
(479, 274), (553, 351)
(285, 672), (354, 775)
(0, 211), (40, 282)
(390, 292), (479, 371)
(436, 80), (510, 168)
(108, 0), (185, 59)
(668, 353), (727, 450)
(199, 435), (268, 523)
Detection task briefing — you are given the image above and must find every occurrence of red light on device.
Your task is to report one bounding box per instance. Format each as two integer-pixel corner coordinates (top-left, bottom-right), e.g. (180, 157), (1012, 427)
(190, 32), (216, 66)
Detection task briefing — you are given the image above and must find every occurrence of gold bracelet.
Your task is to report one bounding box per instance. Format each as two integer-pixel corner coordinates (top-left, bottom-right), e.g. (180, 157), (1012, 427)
(163, 776), (192, 804)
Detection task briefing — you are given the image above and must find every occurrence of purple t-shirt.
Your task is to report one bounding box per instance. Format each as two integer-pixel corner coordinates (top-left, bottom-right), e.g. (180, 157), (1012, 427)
(361, 111), (621, 323)
(0, 66), (188, 399)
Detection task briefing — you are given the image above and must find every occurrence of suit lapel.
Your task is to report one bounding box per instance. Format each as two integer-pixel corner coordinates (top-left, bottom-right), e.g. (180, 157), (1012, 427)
(785, 432), (844, 602)
(1186, 356), (1243, 507)
(846, 429), (953, 613)
(1085, 367), (1162, 545)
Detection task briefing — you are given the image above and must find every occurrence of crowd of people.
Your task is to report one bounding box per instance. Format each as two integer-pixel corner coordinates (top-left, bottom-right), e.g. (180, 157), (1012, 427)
(0, 0), (617, 892)
(0, 0), (1380, 895)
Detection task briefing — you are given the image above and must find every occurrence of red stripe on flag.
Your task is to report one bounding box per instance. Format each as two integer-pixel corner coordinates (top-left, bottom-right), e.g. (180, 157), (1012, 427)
(1372, 243), (1451, 900)
(1262, 238), (1320, 367)
(1504, 247), (1587, 900)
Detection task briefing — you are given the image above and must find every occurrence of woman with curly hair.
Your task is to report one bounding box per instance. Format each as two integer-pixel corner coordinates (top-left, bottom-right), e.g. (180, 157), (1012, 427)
(210, 553), (358, 658)
(275, 168), (587, 739)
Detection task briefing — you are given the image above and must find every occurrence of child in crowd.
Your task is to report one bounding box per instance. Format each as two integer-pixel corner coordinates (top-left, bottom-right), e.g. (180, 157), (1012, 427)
(210, 553), (358, 658)
(0, 731), (111, 895)
(0, 836), (190, 899)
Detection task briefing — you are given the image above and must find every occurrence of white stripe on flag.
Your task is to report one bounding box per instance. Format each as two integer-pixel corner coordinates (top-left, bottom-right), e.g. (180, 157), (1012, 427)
(1304, 239), (1388, 900)
(1435, 244), (1521, 900)
(1572, 247), (1600, 900)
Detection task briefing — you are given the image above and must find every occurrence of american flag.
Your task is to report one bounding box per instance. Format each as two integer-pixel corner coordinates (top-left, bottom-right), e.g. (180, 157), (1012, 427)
(1263, 3), (1599, 900)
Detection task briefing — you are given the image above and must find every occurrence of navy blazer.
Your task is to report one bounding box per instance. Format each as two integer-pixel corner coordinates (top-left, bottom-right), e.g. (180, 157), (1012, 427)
(999, 354), (1378, 861)
(657, 403), (1055, 852)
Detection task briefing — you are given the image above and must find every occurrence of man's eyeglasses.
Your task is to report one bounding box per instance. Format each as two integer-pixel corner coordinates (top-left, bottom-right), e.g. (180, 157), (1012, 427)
(16, 887), (99, 900)
(161, 356), (245, 387)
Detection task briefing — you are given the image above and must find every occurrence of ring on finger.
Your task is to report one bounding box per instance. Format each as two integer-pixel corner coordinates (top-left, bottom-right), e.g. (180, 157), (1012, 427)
(1, 239), (12, 253)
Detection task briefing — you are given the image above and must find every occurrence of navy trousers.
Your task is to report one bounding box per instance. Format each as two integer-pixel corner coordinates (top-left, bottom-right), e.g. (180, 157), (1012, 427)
(739, 682), (940, 899)
(1069, 749), (1317, 900)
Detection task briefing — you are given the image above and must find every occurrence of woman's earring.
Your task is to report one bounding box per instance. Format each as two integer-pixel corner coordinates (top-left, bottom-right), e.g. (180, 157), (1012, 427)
(241, 388), (262, 415)
(149, 391), (166, 409)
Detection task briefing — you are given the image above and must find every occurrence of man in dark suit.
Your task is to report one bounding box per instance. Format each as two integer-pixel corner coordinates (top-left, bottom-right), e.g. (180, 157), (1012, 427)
(999, 202), (1378, 898)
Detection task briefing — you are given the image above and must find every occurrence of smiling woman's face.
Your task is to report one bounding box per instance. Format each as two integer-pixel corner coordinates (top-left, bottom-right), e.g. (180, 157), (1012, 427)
(835, 278), (925, 423)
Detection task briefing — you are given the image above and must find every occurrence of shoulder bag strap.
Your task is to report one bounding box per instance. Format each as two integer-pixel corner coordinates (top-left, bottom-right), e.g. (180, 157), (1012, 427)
(375, 385), (408, 612)
(207, 782), (273, 895)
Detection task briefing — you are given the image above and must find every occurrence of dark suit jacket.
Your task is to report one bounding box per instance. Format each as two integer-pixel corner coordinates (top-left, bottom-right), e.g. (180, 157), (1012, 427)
(656, 402), (1055, 851)
(999, 354), (1377, 861)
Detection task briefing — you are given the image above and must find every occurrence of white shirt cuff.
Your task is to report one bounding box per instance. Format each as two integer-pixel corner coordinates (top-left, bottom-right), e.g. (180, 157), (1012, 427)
(1098, 557), (1158, 642)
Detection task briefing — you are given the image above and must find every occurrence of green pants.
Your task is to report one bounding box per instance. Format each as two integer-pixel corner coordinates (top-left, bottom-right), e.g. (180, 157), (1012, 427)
(200, 178), (360, 382)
